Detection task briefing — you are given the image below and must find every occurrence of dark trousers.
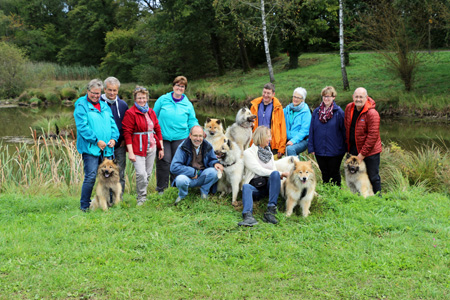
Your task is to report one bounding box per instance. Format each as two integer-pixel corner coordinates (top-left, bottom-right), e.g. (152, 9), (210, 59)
(315, 154), (345, 186)
(364, 153), (381, 195)
(156, 139), (184, 192)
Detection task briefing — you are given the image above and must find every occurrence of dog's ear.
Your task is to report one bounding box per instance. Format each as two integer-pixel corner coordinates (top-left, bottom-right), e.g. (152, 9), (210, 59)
(206, 117), (211, 123)
(227, 139), (231, 148)
(346, 153), (351, 159)
(289, 157), (294, 164)
(216, 119), (221, 125)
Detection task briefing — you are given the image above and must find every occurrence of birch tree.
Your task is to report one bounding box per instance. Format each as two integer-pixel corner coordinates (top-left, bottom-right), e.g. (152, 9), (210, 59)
(339, 0), (349, 90)
(260, 0), (275, 82)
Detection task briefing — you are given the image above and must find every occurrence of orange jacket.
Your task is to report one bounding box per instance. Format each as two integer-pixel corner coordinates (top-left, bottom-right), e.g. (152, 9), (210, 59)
(250, 96), (287, 154)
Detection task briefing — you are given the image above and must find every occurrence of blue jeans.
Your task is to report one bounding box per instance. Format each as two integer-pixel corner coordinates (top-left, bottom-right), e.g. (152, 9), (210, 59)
(80, 154), (112, 210)
(242, 171), (280, 215)
(286, 140), (308, 156)
(174, 167), (219, 199)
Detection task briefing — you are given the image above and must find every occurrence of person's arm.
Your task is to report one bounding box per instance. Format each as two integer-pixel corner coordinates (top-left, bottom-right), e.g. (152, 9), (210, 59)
(243, 147), (274, 177)
(307, 110), (315, 154)
(170, 148), (196, 178)
(290, 110), (311, 144)
(359, 110), (380, 157)
(74, 104), (98, 144)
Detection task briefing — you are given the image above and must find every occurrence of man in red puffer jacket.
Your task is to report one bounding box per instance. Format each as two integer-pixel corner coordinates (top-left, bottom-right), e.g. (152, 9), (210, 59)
(344, 87), (382, 196)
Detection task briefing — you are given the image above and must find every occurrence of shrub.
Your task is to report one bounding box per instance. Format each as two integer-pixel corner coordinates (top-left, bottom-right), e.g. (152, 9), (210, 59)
(45, 92), (60, 104)
(31, 89), (46, 100)
(18, 91), (31, 103)
(60, 87), (77, 100)
(29, 97), (42, 106)
(0, 42), (28, 98)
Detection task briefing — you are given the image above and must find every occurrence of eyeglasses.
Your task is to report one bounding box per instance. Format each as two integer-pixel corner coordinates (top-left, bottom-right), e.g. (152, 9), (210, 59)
(175, 84), (185, 89)
(322, 95), (334, 98)
(293, 96), (304, 100)
(88, 90), (101, 96)
(134, 87), (148, 92)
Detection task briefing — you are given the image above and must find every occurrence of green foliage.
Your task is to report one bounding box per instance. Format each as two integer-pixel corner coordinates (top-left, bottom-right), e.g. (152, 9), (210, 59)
(29, 97), (42, 106)
(0, 42), (28, 98)
(29, 89), (45, 100)
(17, 91), (31, 102)
(45, 91), (60, 104)
(60, 87), (77, 100)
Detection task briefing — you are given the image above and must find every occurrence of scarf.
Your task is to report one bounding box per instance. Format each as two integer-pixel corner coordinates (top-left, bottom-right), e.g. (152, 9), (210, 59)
(257, 145), (272, 164)
(101, 94), (121, 118)
(318, 101), (334, 123)
(289, 102), (305, 112)
(135, 102), (149, 113)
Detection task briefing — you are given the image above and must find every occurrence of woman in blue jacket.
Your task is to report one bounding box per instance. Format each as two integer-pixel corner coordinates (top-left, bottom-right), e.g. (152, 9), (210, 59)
(283, 87), (311, 156)
(74, 79), (119, 211)
(153, 76), (199, 194)
(308, 86), (346, 186)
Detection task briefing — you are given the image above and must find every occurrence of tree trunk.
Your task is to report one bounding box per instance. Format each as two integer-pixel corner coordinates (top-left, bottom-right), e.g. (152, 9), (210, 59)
(339, 0), (350, 91)
(288, 49), (299, 69)
(238, 31), (251, 73)
(260, 0), (275, 83)
(210, 32), (225, 76)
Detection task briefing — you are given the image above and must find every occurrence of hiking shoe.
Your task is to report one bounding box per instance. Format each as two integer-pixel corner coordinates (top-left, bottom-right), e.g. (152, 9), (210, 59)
(263, 206), (278, 224)
(137, 201), (144, 206)
(174, 196), (183, 206)
(201, 193), (208, 199)
(238, 212), (258, 227)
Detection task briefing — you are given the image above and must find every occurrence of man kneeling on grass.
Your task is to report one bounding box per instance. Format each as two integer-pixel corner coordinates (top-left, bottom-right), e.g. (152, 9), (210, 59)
(170, 125), (224, 205)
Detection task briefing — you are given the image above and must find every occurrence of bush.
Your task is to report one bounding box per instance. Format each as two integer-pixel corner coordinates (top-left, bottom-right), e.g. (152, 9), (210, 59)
(30, 89), (46, 100)
(0, 42), (28, 98)
(29, 97), (42, 106)
(60, 87), (77, 100)
(18, 91), (31, 103)
(45, 92), (60, 104)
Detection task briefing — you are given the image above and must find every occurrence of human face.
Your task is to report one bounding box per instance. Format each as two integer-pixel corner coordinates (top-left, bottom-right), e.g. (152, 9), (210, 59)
(353, 88), (368, 110)
(292, 92), (304, 106)
(262, 131), (272, 148)
(105, 84), (119, 100)
(322, 94), (335, 108)
(262, 88), (275, 105)
(87, 88), (101, 103)
(173, 82), (186, 98)
(135, 92), (148, 107)
(189, 126), (204, 148)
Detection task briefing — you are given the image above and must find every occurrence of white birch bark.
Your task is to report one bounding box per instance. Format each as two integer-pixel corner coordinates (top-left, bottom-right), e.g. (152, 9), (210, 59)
(339, 0), (350, 90)
(261, 0), (275, 83)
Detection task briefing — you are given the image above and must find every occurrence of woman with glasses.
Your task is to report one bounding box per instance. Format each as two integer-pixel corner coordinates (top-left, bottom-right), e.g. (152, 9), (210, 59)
(283, 87), (312, 156)
(153, 76), (199, 195)
(308, 86), (346, 186)
(74, 79), (119, 212)
(122, 86), (164, 206)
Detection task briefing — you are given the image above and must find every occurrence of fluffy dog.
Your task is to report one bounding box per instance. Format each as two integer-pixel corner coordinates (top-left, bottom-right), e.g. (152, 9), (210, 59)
(275, 155), (300, 173)
(344, 154), (374, 198)
(225, 107), (256, 152)
(215, 138), (244, 206)
(204, 118), (226, 151)
(281, 160), (316, 217)
(90, 158), (122, 211)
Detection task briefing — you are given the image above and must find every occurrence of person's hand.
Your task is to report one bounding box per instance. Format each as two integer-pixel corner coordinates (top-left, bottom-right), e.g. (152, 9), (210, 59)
(214, 163), (224, 172)
(357, 153), (365, 162)
(286, 141), (293, 146)
(158, 149), (164, 160)
(128, 152), (136, 162)
(191, 174), (198, 180)
(277, 152), (283, 159)
(108, 139), (116, 148)
(280, 172), (289, 179)
(97, 140), (107, 151)
(311, 152), (315, 156)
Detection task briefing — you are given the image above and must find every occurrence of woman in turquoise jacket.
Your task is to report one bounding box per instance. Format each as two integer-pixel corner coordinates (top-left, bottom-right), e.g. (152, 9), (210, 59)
(74, 79), (119, 211)
(153, 76), (199, 194)
(283, 87), (312, 156)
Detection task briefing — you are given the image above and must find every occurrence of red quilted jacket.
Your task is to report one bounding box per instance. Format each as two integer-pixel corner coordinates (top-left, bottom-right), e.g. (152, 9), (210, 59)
(344, 97), (382, 157)
(122, 105), (163, 157)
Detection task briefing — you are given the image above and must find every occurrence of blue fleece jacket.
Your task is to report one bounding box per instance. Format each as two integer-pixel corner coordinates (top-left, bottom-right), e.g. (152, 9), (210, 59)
(283, 103), (312, 144)
(153, 92), (199, 141)
(74, 95), (119, 157)
(308, 102), (346, 157)
(170, 138), (219, 180)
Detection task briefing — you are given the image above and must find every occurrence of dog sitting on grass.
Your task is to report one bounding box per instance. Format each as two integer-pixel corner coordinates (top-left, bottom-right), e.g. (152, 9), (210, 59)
(90, 158), (122, 211)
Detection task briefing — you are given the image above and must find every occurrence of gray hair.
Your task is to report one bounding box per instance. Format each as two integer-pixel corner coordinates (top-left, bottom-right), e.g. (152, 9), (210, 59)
(293, 87), (307, 101)
(87, 79), (103, 91)
(190, 125), (204, 134)
(104, 76), (121, 88)
(263, 82), (275, 93)
(354, 87), (368, 97)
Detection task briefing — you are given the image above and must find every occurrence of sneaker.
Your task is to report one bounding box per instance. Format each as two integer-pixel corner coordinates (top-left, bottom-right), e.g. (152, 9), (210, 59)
(201, 193), (208, 200)
(238, 212), (258, 227)
(263, 206), (278, 224)
(136, 201), (144, 206)
(158, 191), (164, 196)
(174, 196), (183, 206)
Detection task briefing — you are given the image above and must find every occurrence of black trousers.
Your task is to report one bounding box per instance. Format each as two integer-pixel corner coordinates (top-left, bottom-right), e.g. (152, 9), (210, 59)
(156, 139), (184, 192)
(364, 153), (381, 195)
(315, 154), (345, 186)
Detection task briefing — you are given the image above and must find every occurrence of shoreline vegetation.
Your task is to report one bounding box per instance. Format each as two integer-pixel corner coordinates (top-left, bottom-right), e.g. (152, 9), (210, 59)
(1, 52), (449, 119)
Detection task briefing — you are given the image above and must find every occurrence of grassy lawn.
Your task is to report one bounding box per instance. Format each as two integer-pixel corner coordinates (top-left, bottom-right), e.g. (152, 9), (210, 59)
(1, 185), (449, 299)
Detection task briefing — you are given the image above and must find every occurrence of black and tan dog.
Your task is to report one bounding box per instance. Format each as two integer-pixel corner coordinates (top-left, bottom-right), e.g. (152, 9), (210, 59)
(344, 154), (374, 198)
(90, 158), (122, 211)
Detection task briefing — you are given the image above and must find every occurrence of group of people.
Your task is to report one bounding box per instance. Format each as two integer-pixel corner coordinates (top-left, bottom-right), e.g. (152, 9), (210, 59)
(74, 77), (381, 227)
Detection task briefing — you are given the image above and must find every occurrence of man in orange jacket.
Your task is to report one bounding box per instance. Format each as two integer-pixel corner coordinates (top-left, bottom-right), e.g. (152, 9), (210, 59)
(250, 83), (287, 158)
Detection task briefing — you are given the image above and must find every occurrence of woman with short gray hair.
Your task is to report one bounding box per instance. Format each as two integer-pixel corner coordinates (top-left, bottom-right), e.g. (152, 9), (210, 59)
(74, 79), (120, 212)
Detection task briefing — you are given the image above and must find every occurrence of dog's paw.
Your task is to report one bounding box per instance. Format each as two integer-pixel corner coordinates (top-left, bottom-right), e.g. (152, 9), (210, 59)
(217, 170), (223, 179)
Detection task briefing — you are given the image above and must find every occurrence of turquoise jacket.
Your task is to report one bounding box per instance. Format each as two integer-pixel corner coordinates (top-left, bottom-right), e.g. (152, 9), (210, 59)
(153, 92), (199, 141)
(74, 95), (119, 157)
(283, 103), (312, 144)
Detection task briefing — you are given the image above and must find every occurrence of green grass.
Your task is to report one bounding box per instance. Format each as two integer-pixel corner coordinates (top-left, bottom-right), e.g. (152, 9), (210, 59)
(0, 184), (449, 299)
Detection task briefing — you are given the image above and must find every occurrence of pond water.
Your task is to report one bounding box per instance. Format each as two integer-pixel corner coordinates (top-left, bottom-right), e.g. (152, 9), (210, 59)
(0, 104), (449, 151)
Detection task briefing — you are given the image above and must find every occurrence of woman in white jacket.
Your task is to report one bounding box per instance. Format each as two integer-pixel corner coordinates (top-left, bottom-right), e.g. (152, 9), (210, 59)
(239, 126), (288, 226)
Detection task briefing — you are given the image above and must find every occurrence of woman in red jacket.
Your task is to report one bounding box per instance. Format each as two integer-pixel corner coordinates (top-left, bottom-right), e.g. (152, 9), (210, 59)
(122, 87), (164, 206)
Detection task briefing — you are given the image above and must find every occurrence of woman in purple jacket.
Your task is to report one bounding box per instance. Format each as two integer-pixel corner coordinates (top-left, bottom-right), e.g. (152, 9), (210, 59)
(308, 86), (346, 186)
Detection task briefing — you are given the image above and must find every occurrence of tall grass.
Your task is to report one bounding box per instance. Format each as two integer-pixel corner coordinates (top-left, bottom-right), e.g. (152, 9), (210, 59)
(25, 61), (100, 84)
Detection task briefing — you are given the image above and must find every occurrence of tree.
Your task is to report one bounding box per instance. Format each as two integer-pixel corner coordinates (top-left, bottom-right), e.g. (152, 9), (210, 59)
(0, 42), (28, 98)
(260, 0), (275, 82)
(339, 0), (349, 90)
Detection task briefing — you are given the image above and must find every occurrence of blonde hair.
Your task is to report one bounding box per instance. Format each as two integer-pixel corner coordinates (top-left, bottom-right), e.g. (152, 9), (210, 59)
(133, 86), (149, 100)
(321, 86), (337, 97)
(252, 126), (271, 147)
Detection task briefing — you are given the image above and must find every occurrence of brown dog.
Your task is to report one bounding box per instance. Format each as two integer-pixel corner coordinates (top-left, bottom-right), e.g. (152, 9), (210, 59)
(344, 154), (374, 198)
(90, 158), (122, 211)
